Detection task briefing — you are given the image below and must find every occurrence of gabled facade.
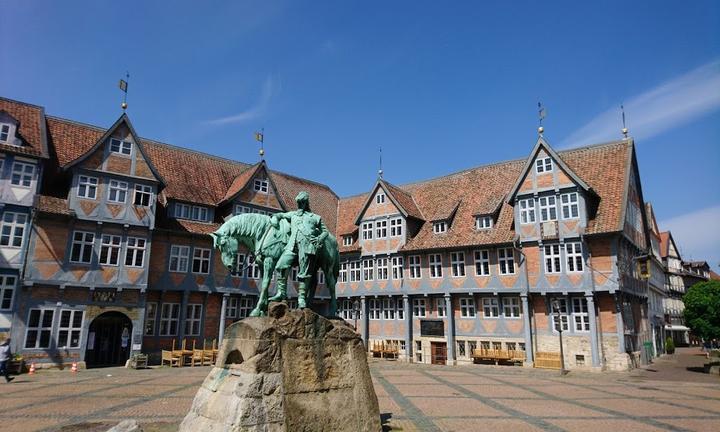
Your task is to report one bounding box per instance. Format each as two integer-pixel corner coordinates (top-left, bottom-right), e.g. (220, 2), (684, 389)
(0, 94), (676, 372)
(0, 98), (49, 335)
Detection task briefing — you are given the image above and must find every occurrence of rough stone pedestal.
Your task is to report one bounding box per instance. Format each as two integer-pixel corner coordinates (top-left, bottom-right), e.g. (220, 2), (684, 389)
(179, 303), (381, 432)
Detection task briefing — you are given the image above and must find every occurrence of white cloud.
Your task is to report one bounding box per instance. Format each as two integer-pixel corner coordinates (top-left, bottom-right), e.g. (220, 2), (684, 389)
(205, 76), (280, 125)
(660, 205), (720, 269)
(562, 60), (720, 148)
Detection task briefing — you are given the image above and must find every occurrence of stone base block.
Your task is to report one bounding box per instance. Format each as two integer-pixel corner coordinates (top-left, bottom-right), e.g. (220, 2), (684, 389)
(180, 303), (381, 432)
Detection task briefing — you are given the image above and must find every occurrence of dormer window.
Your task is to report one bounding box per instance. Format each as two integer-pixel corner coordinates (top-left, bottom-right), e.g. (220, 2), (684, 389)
(254, 179), (268, 193)
(110, 138), (132, 155)
(376, 192), (385, 204)
(175, 203), (209, 222)
(535, 157), (553, 173)
(433, 221), (447, 234)
(342, 235), (353, 246)
(475, 216), (493, 230)
(0, 124), (10, 142)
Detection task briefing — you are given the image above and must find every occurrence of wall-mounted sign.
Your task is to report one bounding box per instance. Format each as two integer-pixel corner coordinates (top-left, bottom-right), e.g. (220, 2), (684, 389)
(420, 320), (444, 337)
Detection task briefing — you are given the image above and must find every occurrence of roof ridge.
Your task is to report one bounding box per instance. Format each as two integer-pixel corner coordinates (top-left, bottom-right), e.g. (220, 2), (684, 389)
(0, 95), (45, 110)
(269, 168), (339, 197)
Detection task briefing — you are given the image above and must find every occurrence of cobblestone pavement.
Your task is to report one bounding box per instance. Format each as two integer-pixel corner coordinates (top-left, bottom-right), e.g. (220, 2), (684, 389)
(0, 353), (718, 432)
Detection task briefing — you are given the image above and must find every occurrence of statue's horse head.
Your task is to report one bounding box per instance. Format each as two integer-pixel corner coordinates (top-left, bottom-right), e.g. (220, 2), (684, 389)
(209, 213), (273, 270)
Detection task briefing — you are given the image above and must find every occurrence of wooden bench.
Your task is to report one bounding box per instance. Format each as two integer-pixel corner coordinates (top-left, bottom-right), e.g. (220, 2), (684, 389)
(370, 341), (400, 359)
(472, 348), (525, 365)
(534, 351), (561, 369)
(161, 350), (182, 367)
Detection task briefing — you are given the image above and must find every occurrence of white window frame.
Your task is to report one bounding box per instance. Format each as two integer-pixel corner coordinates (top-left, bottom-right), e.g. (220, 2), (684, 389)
(572, 298), (590, 332)
(339, 262), (348, 283)
(99, 234), (122, 266)
(225, 298), (238, 318)
(245, 255), (261, 279)
(175, 203), (190, 219)
(412, 298), (426, 317)
(566, 242), (584, 272)
(0, 275), (17, 311)
(519, 198), (536, 224)
(376, 257), (388, 280)
(185, 304), (202, 336)
(134, 184), (153, 207)
(561, 192), (579, 219)
(436, 297), (446, 317)
(144, 303), (157, 335)
(361, 222), (373, 240)
(475, 215), (492, 230)
(451, 252), (465, 277)
(409, 255), (421, 279)
(342, 235), (353, 246)
(536, 157), (553, 173)
(24, 308), (54, 349)
(363, 259), (374, 281)
(57, 309), (84, 349)
(108, 180), (128, 203)
(460, 297), (476, 318)
(390, 218), (402, 236)
(433, 221), (447, 233)
(11, 161), (34, 187)
(383, 298), (396, 320)
(340, 299), (353, 320)
(482, 297), (499, 318)
(349, 261), (361, 282)
(0, 124), (10, 142)
(376, 191), (385, 204)
(369, 298), (381, 320)
(169, 245), (190, 272)
(110, 138), (132, 155)
(77, 175), (98, 199)
(0, 212), (27, 248)
(538, 195), (558, 222)
(254, 178), (268, 193)
(191, 206), (208, 222)
(192, 248), (211, 274)
(498, 248), (515, 275)
(502, 297), (521, 318)
(125, 237), (146, 267)
(159, 303), (180, 336)
(391, 256), (403, 280)
(429, 253), (443, 278)
(376, 220), (387, 238)
(70, 231), (95, 264)
(474, 250), (490, 276)
(544, 244), (562, 274)
(552, 298), (570, 332)
(238, 297), (254, 318)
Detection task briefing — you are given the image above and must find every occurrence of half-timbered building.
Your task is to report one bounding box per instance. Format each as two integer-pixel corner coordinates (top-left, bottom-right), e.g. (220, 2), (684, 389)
(1, 95), (663, 371)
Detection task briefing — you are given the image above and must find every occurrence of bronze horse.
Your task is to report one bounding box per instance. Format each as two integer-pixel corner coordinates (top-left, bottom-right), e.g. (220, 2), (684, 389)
(210, 213), (339, 317)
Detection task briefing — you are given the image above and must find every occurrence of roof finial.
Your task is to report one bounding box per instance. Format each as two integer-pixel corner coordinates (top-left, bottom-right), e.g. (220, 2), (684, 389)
(378, 146), (383, 178)
(537, 101), (546, 136)
(621, 105), (629, 138)
(255, 128), (265, 160)
(118, 72), (129, 111)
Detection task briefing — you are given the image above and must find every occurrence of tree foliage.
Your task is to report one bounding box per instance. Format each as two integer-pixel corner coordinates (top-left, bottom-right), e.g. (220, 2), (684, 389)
(683, 280), (720, 341)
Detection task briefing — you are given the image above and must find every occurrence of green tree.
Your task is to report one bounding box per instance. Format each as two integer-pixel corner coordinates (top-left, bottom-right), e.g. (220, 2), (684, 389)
(683, 280), (720, 341)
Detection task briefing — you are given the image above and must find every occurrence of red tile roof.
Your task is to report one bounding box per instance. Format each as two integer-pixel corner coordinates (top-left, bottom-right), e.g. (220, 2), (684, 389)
(37, 195), (72, 216)
(336, 140), (633, 251)
(0, 97), (49, 158)
(659, 231), (671, 258)
(221, 162), (262, 204)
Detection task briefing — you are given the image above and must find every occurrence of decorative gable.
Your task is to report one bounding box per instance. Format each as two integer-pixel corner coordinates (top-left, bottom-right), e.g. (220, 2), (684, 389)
(221, 161), (285, 212)
(353, 179), (423, 225)
(508, 137), (595, 203)
(64, 114), (165, 185)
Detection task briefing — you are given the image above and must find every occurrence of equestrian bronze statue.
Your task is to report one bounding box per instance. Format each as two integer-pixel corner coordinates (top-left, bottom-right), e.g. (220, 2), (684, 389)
(210, 191), (340, 317)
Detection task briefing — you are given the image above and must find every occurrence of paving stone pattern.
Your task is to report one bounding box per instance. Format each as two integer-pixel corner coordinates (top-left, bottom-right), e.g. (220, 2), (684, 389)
(1, 358), (719, 432)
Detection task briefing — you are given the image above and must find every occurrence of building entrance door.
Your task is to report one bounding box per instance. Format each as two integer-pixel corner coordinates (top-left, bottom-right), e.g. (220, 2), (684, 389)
(430, 342), (447, 365)
(85, 312), (132, 368)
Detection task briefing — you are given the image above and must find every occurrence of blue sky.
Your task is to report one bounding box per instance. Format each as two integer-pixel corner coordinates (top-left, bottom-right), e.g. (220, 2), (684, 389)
(2, 1), (719, 268)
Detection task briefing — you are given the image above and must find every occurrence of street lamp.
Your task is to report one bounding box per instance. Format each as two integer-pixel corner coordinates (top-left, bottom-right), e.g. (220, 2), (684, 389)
(551, 299), (568, 375)
(352, 299), (361, 332)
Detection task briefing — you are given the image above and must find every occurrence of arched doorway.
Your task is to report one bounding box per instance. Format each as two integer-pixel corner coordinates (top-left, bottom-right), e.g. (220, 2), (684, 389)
(85, 311), (132, 368)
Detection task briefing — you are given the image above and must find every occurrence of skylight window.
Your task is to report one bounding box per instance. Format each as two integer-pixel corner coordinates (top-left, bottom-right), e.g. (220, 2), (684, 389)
(475, 216), (492, 230)
(433, 221), (447, 234)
